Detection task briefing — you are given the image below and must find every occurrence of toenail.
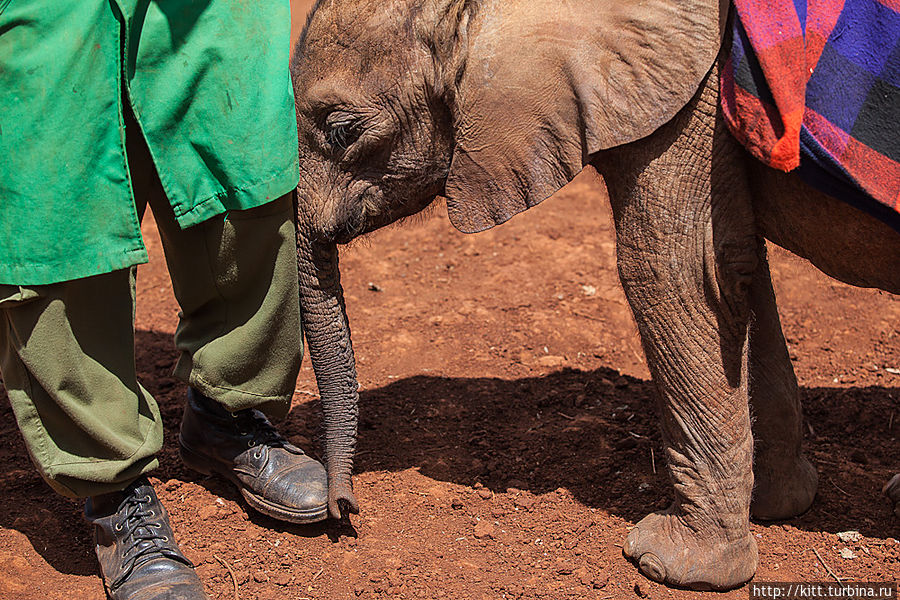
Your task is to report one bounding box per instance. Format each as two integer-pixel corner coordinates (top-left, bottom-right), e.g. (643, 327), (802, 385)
(639, 553), (666, 583)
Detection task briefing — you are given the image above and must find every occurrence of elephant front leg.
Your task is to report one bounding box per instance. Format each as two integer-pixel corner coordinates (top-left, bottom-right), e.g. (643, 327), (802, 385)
(747, 250), (818, 520)
(597, 75), (759, 590)
(614, 227), (758, 590)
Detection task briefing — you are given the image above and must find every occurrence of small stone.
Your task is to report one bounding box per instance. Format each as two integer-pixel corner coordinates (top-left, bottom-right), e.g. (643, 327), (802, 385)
(837, 530), (862, 544)
(538, 355), (565, 368)
(634, 582), (648, 597)
(514, 495), (536, 510)
(592, 577), (609, 589)
(839, 548), (856, 559)
(473, 521), (495, 539)
(253, 571), (269, 583)
(574, 567), (592, 586)
(367, 282), (383, 292)
(451, 498), (464, 510)
(272, 573), (292, 586)
(477, 488), (492, 499)
(581, 285), (597, 297)
(198, 505), (218, 521)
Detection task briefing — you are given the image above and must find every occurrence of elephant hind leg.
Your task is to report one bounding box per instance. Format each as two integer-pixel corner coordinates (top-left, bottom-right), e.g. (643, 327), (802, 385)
(747, 246), (818, 520)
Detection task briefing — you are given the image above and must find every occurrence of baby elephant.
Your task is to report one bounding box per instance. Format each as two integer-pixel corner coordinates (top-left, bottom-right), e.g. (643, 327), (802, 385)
(290, 0), (900, 590)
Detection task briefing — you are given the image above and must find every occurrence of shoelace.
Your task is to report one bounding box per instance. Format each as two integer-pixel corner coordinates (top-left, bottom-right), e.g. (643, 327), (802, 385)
(114, 491), (173, 575)
(232, 409), (291, 451)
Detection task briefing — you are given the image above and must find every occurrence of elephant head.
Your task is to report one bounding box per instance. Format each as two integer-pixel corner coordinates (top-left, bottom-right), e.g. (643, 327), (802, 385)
(290, 0), (727, 519)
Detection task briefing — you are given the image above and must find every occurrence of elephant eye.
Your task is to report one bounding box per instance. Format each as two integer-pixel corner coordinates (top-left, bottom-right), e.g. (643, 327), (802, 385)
(324, 111), (362, 152)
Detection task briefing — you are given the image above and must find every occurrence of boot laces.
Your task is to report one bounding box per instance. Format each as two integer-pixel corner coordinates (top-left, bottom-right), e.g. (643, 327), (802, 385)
(233, 409), (290, 450)
(115, 492), (171, 571)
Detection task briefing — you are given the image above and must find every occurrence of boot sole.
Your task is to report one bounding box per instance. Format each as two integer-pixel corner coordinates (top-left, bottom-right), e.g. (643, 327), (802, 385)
(179, 441), (328, 525)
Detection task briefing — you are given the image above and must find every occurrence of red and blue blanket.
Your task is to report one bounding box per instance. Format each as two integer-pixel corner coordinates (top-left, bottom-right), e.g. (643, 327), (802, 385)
(721, 0), (900, 232)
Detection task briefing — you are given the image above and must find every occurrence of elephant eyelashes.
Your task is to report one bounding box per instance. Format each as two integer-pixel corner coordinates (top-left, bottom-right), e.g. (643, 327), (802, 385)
(323, 111), (362, 152)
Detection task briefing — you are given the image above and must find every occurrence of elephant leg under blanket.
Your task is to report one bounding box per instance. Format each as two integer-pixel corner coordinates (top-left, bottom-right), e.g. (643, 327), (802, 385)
(596, 73), (758, 590)
(746, 249), (818, 520)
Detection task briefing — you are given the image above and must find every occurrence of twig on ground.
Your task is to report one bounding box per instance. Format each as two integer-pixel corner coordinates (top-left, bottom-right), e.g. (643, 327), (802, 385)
(650, 447), (656, 475)
(830, 478), (851, 497)
(214, 554), (240, 600)
(573, 311), (604, 322)
(312, 567), (325, 581)
(557, 411), (576, 420)
(812, 548), (845, 587)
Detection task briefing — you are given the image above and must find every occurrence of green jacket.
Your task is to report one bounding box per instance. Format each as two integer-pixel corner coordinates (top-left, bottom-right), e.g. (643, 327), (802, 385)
(0, 0), (300, 284)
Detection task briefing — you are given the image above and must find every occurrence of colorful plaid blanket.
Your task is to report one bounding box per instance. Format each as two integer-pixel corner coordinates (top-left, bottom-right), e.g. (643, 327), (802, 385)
(721, 0), (900, 231)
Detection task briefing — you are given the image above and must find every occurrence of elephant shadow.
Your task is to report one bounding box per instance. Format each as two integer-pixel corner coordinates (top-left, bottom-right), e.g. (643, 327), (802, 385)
(287, 369), (899, 540)
(0, 328), (895, 576)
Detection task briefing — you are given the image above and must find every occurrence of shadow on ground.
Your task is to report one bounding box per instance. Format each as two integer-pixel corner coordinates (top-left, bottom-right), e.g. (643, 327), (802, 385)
(0, 328), (896, 574)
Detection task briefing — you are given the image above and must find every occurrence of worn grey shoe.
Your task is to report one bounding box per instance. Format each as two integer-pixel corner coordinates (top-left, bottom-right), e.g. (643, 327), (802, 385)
(85, 478), (207, 600)
(179, 388), (328, 524)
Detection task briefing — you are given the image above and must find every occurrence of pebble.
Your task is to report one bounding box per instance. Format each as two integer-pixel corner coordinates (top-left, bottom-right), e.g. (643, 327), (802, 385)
(840, 548), (856, 560)
(477, 488), (493, 499)
(837, 530), (861, 543)
(515, 495), (536, 510)
(473, 521), (495, 539)
(198, 505), (218, 521)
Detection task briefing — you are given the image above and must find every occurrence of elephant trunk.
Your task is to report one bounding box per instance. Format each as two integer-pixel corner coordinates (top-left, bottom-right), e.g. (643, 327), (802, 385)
(295, 218), (360, 520)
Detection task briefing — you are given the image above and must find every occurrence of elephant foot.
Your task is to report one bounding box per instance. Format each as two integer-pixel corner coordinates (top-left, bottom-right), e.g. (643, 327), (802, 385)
(623, 507), (757, 590)
(883, 473), (900, 518)
(751, 453), (818, 520)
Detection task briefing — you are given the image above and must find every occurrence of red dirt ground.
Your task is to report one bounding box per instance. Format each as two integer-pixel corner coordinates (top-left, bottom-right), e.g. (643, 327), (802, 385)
(0, 4), (897, 599)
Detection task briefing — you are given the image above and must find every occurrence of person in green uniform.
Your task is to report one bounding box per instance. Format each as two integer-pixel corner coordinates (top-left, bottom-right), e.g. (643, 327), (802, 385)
(0, 2), (324, 598)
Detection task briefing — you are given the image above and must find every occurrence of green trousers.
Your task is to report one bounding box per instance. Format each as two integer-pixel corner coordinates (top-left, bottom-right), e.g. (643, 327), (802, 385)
(0, 130), (302, 499)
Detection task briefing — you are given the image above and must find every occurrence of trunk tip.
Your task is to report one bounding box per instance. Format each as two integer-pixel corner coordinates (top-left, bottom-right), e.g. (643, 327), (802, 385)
(329, 487), (360, 520)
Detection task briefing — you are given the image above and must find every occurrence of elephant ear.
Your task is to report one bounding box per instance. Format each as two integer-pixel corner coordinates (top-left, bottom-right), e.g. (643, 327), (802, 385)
(443, 0), (728, 233)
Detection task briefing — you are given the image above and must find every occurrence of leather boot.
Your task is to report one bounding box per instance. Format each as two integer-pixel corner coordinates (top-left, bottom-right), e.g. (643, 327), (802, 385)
(179, 388), (328, 523)
(85, 478), (207, 600)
